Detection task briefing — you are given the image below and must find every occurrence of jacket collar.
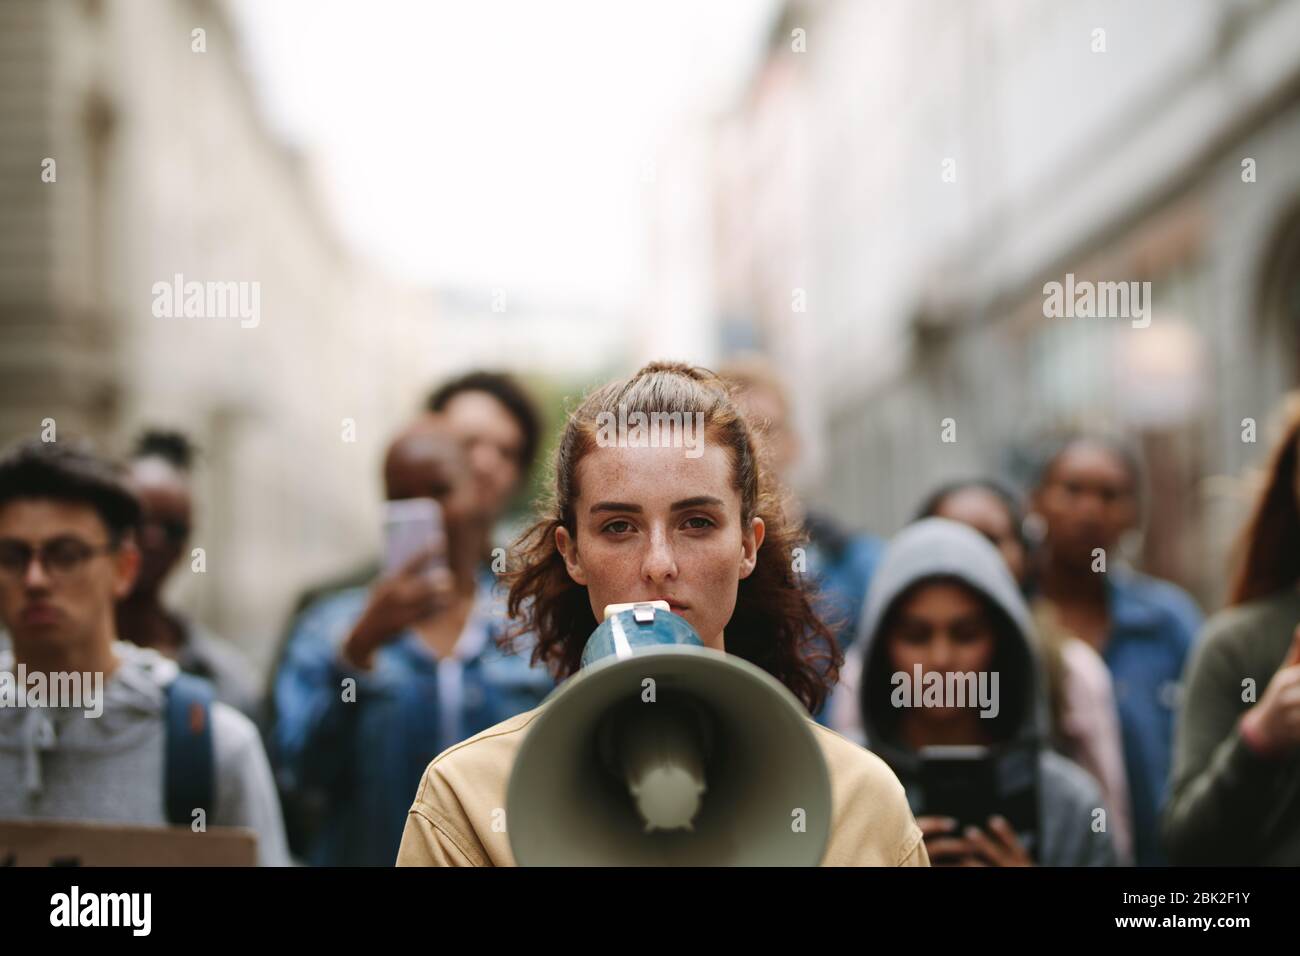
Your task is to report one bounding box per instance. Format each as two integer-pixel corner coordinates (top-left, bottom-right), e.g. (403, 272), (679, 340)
(1105, 568), (1164, 633)
(395, 563), (507, 665)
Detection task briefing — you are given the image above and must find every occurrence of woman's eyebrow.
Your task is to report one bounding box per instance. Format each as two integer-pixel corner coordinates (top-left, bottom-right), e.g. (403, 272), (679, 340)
(591, 501), (641, 514)
(670, 496), (724, 511)
(588, 496), (724, 514)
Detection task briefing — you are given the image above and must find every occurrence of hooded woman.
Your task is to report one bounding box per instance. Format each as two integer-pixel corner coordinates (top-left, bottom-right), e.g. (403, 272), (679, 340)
(911, 478), (1133, 864)
(832, 517), (1115, 866)
(395, 361), (927, 866)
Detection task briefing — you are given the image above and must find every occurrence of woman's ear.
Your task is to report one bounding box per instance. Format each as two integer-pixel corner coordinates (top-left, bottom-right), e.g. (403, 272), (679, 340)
(554, 524), (587, 586)
(738, 515), (765, 580)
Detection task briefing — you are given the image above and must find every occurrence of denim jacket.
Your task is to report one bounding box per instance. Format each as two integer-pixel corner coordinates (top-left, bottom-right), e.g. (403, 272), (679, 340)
(804, 515), (885, 727)
(271, 568), (554, 865)
(1101, 568), (1203, 866)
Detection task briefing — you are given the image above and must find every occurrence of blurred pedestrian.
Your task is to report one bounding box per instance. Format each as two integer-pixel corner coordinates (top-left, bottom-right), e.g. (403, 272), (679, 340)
(838, 517), (1114, 866)
(115, 429), (259, 719)
(270, 370), (544, 678)
(265, 370), (548, 859)
(0, 440), (287, 864)
(910, 477), (1133, 864)
(271, 419), (553, 866)
(1164, 395), (1300, 864)
(719, 356), (884, 725)
(1030, 433), (1202, 865)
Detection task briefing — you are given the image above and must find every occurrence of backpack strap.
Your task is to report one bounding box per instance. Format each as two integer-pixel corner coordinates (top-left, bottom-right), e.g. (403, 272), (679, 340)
(163, 673), (216, 827)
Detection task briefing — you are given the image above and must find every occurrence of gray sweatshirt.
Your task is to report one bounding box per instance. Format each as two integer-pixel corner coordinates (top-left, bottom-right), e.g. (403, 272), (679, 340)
(0, 641), (288, 865)
(831, 517), (1116, 866)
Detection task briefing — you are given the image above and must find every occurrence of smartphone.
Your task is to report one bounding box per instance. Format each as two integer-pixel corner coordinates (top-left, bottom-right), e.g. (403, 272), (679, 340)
(382, 498), (447, 576)
(918, 744), (1039, 859)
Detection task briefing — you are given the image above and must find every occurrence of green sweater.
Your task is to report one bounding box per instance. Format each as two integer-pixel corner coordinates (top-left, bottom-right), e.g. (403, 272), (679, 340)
(1163, 588), (1300, 864)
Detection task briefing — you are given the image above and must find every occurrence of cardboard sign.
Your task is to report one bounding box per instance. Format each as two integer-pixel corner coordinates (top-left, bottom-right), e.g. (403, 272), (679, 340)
(0, 818), (257, 867)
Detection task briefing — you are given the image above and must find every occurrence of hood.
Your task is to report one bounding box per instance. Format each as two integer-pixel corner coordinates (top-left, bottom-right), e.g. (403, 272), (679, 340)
(854, 518), (1050, 770)
(0, 641), (185, 798)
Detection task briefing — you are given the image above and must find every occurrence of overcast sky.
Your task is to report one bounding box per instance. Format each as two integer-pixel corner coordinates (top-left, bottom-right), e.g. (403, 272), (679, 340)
(229, 0), (777, 309)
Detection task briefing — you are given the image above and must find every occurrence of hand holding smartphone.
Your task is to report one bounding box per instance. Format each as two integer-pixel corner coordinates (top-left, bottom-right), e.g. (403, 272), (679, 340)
(342, 499), (452, 671)
(917, 744), (1039, 865)
(383, 498), (447, 577)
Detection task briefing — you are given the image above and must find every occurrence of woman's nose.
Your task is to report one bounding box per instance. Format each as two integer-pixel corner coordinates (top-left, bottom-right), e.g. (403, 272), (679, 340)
(641, 527), (677, 582)
(928, 635), (957, 670)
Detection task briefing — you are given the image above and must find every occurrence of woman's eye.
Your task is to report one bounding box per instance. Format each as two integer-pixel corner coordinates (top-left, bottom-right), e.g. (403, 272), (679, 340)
(682, 516), (714, 530)
(602, 520), (634, 535)
(952, 626), (987, 645)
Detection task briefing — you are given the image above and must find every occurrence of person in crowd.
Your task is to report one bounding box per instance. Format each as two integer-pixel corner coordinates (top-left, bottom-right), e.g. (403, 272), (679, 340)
(1164, 395), (1300, 864)
(1029, 433), (1202, 866)
(0, 440), (288, 865)
(835, 517), (1114, 866)
(272, 419), (554, 866)
(718, 356), (884, 656)
(396, 361), (928, 867)
(719, 356), (884, 733)
(911, 478), (1133, 864)
(266, 370), (546, 858)
(114, 429), (259, 719)
(271, 366), (540, 658)
(424, 370), (543, 545)
(270, 370), (543, 688)
(274, 369), (543, 657)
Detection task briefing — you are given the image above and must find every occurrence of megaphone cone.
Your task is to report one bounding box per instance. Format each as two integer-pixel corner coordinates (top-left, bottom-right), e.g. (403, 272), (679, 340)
(506, 602), (831, 865)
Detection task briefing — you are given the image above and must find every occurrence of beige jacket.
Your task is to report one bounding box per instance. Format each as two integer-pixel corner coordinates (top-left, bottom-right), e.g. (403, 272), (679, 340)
(396, 705), (929, 866)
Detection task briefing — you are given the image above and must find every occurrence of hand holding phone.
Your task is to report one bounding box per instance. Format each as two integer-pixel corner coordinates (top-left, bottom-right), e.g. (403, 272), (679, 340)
(916, 814), (1033, 867)
(341, 500), (453, 670)
(916, 744), (1038, 866)
(382, 498), (447, 576)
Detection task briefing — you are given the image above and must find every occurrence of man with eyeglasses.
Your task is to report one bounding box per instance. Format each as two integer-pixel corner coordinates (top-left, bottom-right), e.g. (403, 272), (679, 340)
(114, 430), (258, 719)
(0, 439), (288, 864)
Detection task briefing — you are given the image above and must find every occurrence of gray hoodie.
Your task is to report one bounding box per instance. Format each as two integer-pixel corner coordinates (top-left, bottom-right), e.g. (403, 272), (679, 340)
(830, 518), (1115, 867)
(0, 641), (288, 865)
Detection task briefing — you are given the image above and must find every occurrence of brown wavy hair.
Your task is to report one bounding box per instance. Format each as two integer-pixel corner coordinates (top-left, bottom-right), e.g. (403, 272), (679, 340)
(1228, 393), (1300, 606)
(504, 360), (840, 714)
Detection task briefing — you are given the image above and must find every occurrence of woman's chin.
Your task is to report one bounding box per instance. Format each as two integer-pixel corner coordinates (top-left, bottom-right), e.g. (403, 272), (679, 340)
(694, 623), (726, 651)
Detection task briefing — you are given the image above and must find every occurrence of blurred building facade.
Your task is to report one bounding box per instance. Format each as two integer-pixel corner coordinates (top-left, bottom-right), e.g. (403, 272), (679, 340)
(0, 0), (624, 673)
(682, 0), (1300, 609)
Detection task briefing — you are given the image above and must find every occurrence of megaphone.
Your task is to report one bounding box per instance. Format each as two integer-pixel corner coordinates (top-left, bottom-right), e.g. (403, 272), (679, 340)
(506, 601), (832, 865)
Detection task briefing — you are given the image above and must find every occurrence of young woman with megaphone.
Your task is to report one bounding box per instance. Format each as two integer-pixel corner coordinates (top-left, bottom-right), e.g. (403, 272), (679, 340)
(396, 361), (927, 866)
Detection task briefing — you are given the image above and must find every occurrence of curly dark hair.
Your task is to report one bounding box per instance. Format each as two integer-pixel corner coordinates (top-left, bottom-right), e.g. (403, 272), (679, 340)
(132, 429), (196, 472)
(504, 360), (840, 715)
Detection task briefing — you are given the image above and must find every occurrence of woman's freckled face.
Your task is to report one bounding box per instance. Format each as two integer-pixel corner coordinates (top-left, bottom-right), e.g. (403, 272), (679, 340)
(554, 442), (763, 650)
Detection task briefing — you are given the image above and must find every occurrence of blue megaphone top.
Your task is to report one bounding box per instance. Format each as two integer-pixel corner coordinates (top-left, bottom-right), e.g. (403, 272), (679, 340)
(579, 602), (704, 669)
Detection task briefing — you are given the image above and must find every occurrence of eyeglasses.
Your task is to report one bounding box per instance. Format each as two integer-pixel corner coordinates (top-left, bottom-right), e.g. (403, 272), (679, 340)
(0, 537), (117, 580)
